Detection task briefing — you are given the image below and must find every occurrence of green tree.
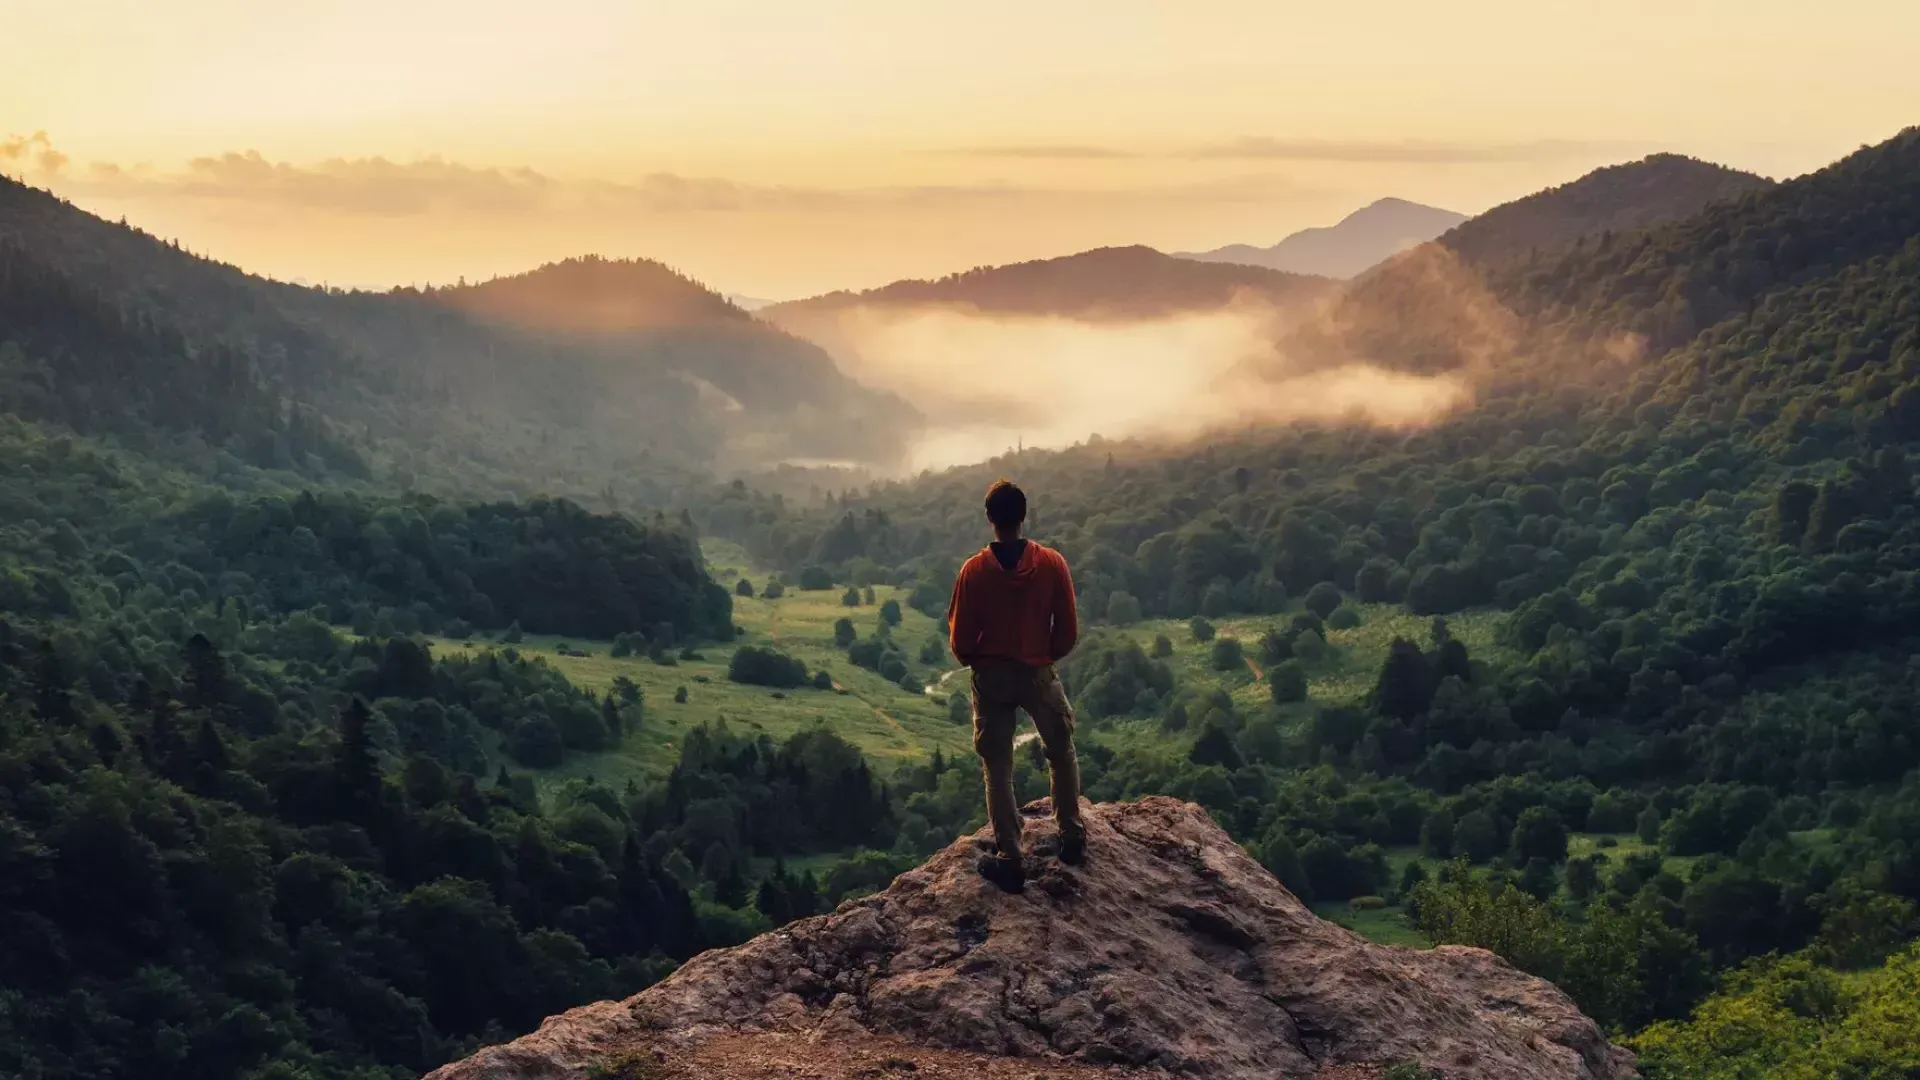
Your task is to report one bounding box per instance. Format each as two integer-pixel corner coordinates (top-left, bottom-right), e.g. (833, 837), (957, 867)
(1209, 636), (1244, 672)
(1106, 591), (1143, 625)
(1269, 660), (1308, 703)
(1304, 581), (1344, 619)
(1420, 808), (1456, 858)
(1511, 806), (1570, 864)
(1189, 616), (1216, 643)
(1637, 804), (1663, 845)
(1455, 810), (1501, 864)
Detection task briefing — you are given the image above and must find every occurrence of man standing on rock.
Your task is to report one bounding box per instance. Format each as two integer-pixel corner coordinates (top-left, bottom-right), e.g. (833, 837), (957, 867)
(947, 479), (1085, 892)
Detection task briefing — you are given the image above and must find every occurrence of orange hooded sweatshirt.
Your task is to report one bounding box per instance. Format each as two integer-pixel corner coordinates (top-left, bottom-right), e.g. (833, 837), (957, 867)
(947, 540), (1079, 669)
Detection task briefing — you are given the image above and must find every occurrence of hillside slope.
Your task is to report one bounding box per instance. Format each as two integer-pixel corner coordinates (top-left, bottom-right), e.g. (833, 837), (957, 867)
(0, 177), (915, 492)
(431, 798), (1630, 1080)
(1176, 198), (1467, 278)
(1439, 153), (1774, 267)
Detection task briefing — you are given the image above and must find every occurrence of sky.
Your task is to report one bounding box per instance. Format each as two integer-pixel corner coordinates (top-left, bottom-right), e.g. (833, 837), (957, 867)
(5, 0), (1916, 298)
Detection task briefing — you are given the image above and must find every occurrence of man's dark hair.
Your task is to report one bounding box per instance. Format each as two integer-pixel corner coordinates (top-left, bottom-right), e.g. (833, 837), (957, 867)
(984, 479), (1027, 529)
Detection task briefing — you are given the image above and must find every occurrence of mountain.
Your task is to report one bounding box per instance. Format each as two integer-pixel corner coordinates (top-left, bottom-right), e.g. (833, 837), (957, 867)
(1439, 153), (1775, 267)
(432, 257), (917, 461)
(1175, 198), (1468, 278)
(764, 245), (1331, 324)
(0, 177), (917, 495)
(1265, 153), (1783, 377)
(432, 798), (1631, 1080)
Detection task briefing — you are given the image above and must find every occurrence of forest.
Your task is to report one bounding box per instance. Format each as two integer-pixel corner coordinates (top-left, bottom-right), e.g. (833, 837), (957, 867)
(4, 128), (1920, 1079)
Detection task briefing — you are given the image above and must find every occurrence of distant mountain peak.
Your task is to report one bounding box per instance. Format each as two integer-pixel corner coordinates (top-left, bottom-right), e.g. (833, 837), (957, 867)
(1175, 198), (1467, 279)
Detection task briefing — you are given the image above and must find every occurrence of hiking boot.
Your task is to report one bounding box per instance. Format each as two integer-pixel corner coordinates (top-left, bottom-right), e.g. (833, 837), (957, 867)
(976, 853), (1026, 893)
(1058, 825), (1087, 867)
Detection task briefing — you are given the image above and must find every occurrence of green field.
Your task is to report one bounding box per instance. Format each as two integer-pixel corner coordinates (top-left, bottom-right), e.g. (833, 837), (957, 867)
(1315, 901), (1432, 948)
(431, 540), (974, 795)
(1104, 604), (1509, 725)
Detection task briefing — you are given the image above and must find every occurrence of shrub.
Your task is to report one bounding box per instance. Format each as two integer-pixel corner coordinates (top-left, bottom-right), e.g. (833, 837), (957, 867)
(734, 578), (755, 598)
(798, 566), (833, 590)
(1326, 605), (1362, 630)
(1269, 660), (1308, 703)
(879, 599), (902, 626)
(1292, 628), (1327, 663)
(1348, 895), (1388, 911)
(1152, 633), (1174, 657)
(841, 585), (861, 607)
(728, 645), (809, 688)
(672, 686), (688, 703)
(1189, 616), (1216, 643)
(1209, 636), (1244, 671)
(1106, 591), (1143, 625)
(762, 580), (786, 599)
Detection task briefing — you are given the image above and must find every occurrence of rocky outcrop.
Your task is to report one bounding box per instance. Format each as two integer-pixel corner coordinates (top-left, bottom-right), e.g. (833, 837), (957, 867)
(427, 798), (1634, 1080)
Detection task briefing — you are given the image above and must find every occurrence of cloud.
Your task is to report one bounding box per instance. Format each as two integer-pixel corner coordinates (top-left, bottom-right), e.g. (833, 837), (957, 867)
(1185, 136), (1644, 163)
(943, 144), (1144, 160)
(14, 132), (1309, 219)
(790, 301), (1471, 472)
(947, 136), (1648, 164)
(1, 130), (67, 174)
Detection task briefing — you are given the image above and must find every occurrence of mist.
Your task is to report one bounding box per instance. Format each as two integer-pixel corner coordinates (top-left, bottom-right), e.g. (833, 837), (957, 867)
(794, 300), (1475, 472)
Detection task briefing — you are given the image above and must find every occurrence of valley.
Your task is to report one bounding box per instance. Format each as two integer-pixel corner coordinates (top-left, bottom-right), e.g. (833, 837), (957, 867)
(4, 118), (1920, 1080)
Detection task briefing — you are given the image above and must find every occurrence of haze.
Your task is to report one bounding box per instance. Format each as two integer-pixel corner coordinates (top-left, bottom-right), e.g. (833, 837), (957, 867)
(8, 0), (1915, 297)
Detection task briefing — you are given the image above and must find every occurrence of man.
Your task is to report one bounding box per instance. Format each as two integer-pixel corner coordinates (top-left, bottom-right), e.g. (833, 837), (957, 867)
(948, 479), (1085, 892)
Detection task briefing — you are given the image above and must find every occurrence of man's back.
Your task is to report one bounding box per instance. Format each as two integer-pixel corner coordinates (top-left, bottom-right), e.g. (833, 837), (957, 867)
(946, 539), (1078, 669)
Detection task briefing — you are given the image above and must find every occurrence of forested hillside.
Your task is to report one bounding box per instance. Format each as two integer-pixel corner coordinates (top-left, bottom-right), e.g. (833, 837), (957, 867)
(1440, 154), (1774, 267)
(0, 177), (914, 496)
(7, 129), (1920, 1080)
(696, 129), (1920, 1045)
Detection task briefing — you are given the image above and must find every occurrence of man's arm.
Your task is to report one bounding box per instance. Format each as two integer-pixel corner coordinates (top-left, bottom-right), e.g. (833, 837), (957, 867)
(948, 562), (981, 667)
(1049, 551), (1079, 662)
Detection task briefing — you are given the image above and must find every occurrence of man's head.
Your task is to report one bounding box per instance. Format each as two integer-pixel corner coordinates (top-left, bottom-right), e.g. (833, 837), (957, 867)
(984, 479), (1027, 539)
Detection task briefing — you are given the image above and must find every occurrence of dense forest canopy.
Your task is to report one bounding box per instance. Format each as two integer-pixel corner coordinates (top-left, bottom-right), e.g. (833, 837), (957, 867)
(5, 127), (1920, 1080)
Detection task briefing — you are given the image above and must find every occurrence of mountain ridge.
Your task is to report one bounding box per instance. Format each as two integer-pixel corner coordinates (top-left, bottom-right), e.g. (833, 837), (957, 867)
(1175, 198), (1468, 279)
(0, 175), (917, 482)
(1437, 153), (1775, 267)
(763, 244), (1331, 323)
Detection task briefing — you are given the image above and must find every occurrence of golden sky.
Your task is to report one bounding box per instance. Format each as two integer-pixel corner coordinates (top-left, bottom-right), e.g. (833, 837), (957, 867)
(6, 1), (1915, 297)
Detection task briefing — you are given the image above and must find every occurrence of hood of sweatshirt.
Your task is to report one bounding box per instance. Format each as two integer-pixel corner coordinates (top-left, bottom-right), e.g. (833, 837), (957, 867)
(987, 539), (1039, 579)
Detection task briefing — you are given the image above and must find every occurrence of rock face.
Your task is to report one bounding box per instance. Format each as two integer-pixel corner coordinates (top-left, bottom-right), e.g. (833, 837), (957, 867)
(427, 798), (1635, 1080)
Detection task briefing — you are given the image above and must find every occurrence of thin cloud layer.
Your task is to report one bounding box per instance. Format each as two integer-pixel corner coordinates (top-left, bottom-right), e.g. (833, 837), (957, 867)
(957, 136), (1647, 164)
(10, 134), (1310, 221)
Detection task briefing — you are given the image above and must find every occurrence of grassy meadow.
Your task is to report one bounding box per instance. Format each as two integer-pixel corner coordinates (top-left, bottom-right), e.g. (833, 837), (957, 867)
(430, 540), (973, 796)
